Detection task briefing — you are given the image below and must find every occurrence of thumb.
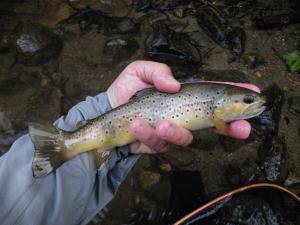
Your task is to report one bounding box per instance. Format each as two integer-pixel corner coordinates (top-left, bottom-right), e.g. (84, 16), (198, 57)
(130, 60), (180, 93)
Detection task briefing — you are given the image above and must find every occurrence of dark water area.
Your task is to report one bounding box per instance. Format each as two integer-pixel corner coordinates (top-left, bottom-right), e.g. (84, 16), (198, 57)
(183, 188), (300, 225)
(0, 0), (300, 224)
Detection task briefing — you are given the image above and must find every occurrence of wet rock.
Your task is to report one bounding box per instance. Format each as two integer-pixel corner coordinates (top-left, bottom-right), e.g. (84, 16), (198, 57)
(62, 8), (134, 35)
(288, 96), (300, 116)
(138, 170), (161, 189)
(219, 136), (251, 153)
(215, 194), (285, 225)
(225, 159), (264, 186)
(188, 187), (300, 225)
(70, 0), (129, 17)
(0, 112), (26, 156)
(145, 22), (201, 65)
(116, 18), (137, 34)
(173, 8), (186, 18)
(32, 1), (74, 28)
(250, 84), (285, 137)
(256, 10), (300, 29)
(258, 137), (288, 183)
(240, 52), (265, 68)
(255, 0), (300, 29)
(11, 23), (63, 66)
(196, 6), (245, 57)
(223, 0), (258, 17)
(133, 0), (191, 11)
(159, 163), (172, 173)
(102, 37), (139, 66)
(254, 69), (266, 78)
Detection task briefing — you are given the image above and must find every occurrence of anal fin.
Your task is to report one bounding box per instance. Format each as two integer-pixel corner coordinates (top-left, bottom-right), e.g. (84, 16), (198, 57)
(90, 149), (111, 168)
(213, 118), (228, 135)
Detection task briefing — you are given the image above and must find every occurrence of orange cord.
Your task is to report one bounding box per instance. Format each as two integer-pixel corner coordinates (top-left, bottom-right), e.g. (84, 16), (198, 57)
(174, 183), (300, 225)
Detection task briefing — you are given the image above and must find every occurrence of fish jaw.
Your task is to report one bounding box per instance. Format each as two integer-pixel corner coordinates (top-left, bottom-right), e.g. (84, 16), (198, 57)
(221, 100), (266, 122)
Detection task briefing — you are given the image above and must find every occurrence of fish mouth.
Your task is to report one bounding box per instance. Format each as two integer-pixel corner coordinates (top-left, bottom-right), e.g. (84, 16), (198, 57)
(242, 100), (267, 120)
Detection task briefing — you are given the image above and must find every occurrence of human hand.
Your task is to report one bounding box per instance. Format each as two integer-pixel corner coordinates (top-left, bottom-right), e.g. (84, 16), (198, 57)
(107, 61), (259, 154)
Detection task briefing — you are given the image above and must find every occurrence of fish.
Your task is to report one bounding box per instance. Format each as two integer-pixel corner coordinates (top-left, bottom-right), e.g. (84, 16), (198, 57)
(29, 82), (266, 177)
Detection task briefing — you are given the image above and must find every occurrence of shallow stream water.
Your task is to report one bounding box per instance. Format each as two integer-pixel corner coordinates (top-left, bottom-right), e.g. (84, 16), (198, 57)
(0, 0), (300, 224)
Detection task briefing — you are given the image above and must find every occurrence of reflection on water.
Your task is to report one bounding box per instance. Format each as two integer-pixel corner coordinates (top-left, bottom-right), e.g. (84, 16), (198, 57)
(0, 0), (300, 224)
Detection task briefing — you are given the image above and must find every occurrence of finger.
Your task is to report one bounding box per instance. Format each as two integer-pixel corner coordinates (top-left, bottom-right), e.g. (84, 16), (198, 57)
(129, 60), (181, 93)
(227, 120), (251, 139)
(200, 81), (261, 93)
(131, 120), (169, 152)
(155, 120), (193, 147)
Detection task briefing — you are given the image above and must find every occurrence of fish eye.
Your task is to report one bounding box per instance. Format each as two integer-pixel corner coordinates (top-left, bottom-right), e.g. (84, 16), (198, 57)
(243, 95), (255, 104)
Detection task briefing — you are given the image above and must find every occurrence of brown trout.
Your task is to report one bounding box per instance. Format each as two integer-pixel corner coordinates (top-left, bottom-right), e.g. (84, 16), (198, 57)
(29, 82), (266, 177)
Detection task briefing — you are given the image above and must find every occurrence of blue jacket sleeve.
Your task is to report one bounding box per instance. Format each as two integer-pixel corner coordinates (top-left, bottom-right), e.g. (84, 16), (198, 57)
(0, 92), (140, 225)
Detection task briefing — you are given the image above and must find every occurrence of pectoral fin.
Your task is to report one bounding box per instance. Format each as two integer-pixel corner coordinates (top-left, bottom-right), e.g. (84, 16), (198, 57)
(90, 149), (111, 168)
(213, 118), (228, 135)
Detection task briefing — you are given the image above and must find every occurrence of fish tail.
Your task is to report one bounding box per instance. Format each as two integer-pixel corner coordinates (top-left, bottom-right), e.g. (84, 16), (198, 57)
(29, 121), (68, 178)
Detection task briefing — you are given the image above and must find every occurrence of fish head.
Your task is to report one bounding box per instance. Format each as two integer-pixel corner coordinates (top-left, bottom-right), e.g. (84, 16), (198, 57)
(213, 88), (266, 121)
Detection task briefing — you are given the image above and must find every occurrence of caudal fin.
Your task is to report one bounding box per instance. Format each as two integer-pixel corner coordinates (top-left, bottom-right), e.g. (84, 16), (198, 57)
(29, 122), (67, 177)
